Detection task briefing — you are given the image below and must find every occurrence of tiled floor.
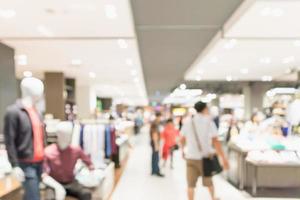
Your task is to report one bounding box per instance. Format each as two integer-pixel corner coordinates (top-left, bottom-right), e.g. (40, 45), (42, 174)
(111, 128), (300, 200)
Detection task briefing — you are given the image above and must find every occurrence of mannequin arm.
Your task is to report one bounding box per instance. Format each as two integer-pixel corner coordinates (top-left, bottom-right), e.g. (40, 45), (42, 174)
(78, 149), (94, 170)
(4, 111), (19, 167)
(12, 167), (25, 182)
(42, 174), (66, 200)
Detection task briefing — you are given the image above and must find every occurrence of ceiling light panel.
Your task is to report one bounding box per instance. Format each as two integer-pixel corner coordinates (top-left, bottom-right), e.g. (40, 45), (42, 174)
(5, 39), (148, 105)
(185, 38), (299, 82)
(0, 0), (134, 37)
(224, 0), (300, 38)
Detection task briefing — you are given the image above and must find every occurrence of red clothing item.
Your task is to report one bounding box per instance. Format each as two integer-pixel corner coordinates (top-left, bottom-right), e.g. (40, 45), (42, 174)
(24, 107), (44, 162)
(44, 144), (94, 184)
(161, 125), (180, 160)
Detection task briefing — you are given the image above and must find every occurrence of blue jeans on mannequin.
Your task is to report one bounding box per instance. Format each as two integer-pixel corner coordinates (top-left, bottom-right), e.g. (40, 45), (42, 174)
(19, 162), (42, 200)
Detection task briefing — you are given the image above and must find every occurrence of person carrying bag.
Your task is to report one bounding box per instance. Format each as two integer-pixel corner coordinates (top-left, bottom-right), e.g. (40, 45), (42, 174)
(181, 101), (229, 200)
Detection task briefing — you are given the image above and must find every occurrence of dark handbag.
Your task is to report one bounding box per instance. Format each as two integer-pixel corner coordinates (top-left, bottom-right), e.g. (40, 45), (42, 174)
(191, 116), (223, 177)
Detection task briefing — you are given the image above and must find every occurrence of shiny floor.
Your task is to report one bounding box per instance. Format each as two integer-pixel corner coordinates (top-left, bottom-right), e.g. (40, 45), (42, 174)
(111, 127), (299, 200)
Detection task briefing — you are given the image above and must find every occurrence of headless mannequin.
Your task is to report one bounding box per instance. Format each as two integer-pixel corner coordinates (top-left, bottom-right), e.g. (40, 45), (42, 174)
(287, 91), (300, 126)
(43, 122), (93, 200)
(13, 78), (44, 180)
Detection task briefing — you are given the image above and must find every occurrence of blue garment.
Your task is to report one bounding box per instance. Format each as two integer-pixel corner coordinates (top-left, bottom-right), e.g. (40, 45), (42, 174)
(19, 162), (42, 200)
(151, 150), (160, 175)
(105, 125), (112, 158)
(79, 124), (85, 149)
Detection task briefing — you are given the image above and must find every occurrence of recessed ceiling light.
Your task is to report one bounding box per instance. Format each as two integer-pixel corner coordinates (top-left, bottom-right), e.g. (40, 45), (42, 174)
(260, 7), (284, 17)
(196, 76), (202, 81)
(259, 57), (271, 64)
(131, 70), (137, 76)
(118, 39), (128, 49)
(15, 55), (28, 66)
(226, 76), (233, 82)
(262, 75), (273, 82)
(209, 56), (218, 64)
(224, 39), (237, 49)
(23, 71), (32, 77)
(0, 9), (16, 19)
(240, 68), (249, 74)
(282, 56), (295, 64)
(197, 69), (204, 74)
(293, 40), (300, 47)
(71, 59), (82, 66)
(89, 72), (96, 79)
(105, 4), (117, 19)
(126, 58), (133, 66)
(37, 25), (54, 37)
(179, 84), (187, 90)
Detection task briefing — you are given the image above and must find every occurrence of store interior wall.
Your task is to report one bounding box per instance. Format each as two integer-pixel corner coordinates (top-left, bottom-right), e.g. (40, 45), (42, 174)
(45, 72), (65, 120)
(0, 43), (17, 136)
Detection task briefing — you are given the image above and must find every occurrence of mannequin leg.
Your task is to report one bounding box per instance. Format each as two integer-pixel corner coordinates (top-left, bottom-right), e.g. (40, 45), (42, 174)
(20, 163), (42, 200)
(64, 181), (92, 200)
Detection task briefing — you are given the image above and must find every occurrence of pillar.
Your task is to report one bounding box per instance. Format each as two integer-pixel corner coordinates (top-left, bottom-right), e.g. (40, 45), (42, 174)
(0, 43), (17, 135)
(243, 83), (271, 120)
(44, 72), (65, 120)
(76, 85), (97, 119)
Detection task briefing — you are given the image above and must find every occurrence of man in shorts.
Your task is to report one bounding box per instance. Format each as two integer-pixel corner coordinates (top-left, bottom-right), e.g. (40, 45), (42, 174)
(181, 101), (229, 200)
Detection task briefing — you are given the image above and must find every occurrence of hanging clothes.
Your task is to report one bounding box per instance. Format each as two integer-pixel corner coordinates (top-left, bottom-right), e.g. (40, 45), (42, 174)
(105, 125), (112, 158)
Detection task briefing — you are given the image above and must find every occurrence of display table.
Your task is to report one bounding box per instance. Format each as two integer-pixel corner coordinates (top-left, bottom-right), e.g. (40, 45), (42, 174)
(0, 175), (22, 200)
(247, 159), (300, 196)
(228, 137), (300, 195)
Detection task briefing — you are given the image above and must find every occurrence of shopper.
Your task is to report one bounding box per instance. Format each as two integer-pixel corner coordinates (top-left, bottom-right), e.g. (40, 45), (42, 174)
(181, 101), (229, 200)
(150, 113), (164, 177)
(161, 119), (180, 169)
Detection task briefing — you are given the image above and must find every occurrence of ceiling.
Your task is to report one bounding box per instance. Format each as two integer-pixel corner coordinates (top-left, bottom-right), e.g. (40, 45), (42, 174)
(0, 0), (148, 105)
(131, 0), (244, 101)
(186, 0), (300, 83)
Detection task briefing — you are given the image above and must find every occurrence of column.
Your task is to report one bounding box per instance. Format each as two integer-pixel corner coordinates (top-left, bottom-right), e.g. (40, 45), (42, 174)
(44, 72), (65, 120)
(243, 83), (271, 120)
(76, 85), (97, 119)
(0, 43), (17, 135)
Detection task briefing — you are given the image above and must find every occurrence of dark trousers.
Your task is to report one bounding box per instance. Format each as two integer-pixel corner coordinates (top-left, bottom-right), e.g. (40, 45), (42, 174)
(19, 162), (42, 200)
(46, 181), (91, 200)
(151, 150), (160, 175)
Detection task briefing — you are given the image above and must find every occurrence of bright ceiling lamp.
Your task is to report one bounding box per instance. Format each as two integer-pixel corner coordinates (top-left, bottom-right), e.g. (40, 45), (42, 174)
(179, 84), (187, 90)
(89, 72), (96, 79)
(208, 56), (218, 64)
(266, 87), (297, 97)
(260, 7), (284, 17)
(71, 59), (82, 66)
(37, 25), (54, 37)
(293, 40), (300, 47)
(105, 4), (117, 19)
(15, 55), (28, 66)
(118, 39), (128, 49)
(0, 9), (16, 19)
(262, 75), (273, 82)
(282, 56), (295, 64)
(23, 71), (32, 78)
(223, 39), (237, 49)
(259, 57), (271, 64)
(196, 76), (202, 81)
(240, 68), (249, 74)
(226, 76), (233, 82)
(126, 58), (133, 66)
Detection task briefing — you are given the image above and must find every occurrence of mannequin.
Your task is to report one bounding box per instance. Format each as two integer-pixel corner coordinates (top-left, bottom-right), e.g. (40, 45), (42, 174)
(4, 77), (45, 200)
(43, 121), (94, 200)
(287, 90), (300, 126)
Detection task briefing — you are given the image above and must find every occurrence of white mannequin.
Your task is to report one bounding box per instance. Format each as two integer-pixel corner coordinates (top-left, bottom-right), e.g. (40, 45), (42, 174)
(12, 77), (45, 183)
(42, 121), (74, 200)
(287, 91), (300, 125)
